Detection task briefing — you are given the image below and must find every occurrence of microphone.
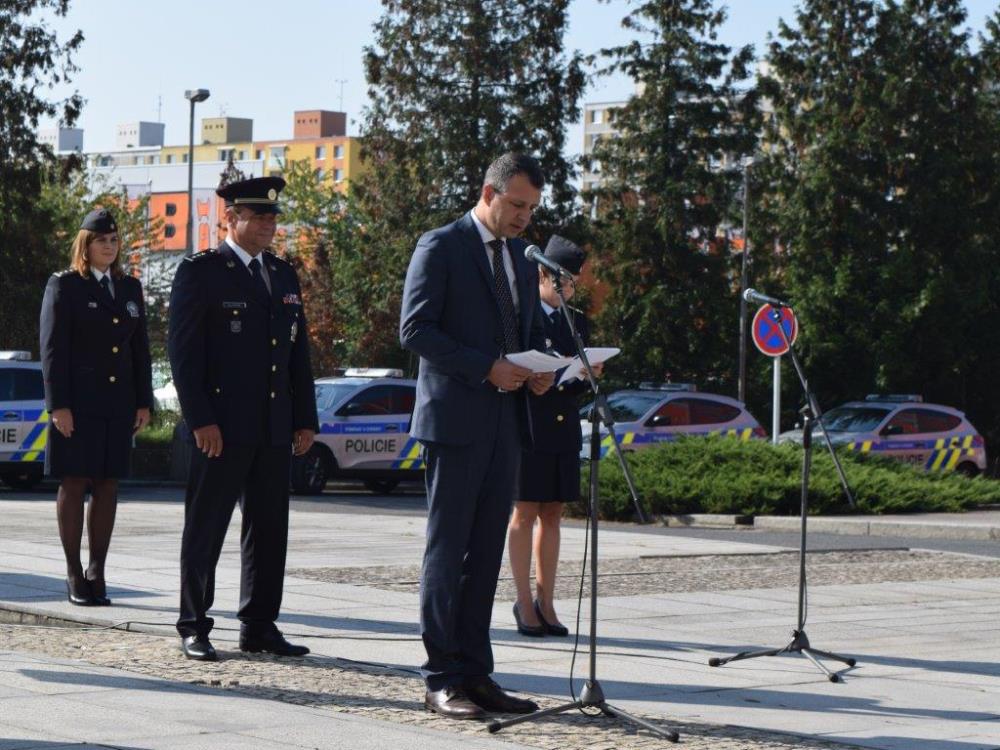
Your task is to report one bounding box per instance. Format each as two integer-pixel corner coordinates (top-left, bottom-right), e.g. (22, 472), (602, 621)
(743, 287), (792, 308)
(525, 245), (573, 277)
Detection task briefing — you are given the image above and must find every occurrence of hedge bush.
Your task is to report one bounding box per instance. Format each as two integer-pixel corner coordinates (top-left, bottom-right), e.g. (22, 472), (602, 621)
(577, 436), (1000, 520)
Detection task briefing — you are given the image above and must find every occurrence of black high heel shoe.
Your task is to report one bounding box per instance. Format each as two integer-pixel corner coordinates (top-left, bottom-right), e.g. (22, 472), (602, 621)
(512, 602), (545, 637)
(66, 577), (96, 606)
(85, 574), (112, 606)
(534, 599), (569, 637)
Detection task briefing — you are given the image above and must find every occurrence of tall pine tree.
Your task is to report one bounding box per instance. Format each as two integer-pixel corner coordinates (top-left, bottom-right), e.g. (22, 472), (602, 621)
(356, 0), (585, 369)
(761, 0), (1000, 451)
(588, 0), (758, 386)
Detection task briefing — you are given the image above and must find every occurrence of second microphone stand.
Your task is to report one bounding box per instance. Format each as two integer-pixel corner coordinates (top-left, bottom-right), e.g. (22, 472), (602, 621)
(708, 306), (857, 682)
(489, 274), (679, 742)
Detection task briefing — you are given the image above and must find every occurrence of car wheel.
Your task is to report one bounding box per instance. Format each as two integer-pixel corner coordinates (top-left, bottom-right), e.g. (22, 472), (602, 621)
(363, 478), (399, 495)
(955, 462), (980, 478)
(1, 470), (42, 491)
(290, 445), (333, 495)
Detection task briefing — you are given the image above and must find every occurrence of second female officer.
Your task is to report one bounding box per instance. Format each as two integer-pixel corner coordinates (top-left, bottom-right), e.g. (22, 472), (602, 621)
(40, 208), (153, 606)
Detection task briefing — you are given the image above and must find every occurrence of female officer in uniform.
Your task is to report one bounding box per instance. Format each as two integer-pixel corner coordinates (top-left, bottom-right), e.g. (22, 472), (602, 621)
(507, 236), (602, 636)
(39, 208), (153, 606)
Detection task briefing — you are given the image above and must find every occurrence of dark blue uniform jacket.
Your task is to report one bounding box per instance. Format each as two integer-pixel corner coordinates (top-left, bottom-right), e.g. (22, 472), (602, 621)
(39, 270), (153, 417)
(167, 245), (318, 446)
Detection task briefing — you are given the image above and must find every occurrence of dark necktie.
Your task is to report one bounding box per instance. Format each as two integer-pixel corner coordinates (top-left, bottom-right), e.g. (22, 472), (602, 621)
(489, 239), (519, 354)
(248, 257), (270, 302)
(99, 275), (114, 300)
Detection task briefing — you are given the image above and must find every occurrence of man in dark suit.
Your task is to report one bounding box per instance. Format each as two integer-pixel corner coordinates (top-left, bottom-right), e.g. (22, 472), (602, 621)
(400, 153), (554, 719)
(168, 176), (318, 662)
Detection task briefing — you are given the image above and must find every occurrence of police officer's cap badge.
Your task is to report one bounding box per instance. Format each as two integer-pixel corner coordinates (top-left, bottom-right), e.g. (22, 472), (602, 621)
(217, 176), (285, 215)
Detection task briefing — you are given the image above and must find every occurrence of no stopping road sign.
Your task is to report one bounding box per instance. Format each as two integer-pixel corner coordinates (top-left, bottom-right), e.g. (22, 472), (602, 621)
(752, 304), (798, 356)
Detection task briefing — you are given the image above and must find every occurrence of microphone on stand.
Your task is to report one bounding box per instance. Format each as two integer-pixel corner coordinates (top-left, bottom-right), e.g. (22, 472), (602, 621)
(525, 245), (574, 277)
(743, 288), (792, 308)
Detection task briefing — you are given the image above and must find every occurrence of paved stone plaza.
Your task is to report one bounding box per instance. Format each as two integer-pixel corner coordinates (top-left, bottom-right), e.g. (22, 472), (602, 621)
(1, 494), (999, 749)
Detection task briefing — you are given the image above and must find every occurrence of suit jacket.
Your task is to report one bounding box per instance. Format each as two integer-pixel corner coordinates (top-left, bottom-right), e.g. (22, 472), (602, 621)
(528, 306), (591, 454)
(39, 270), (153, 418)
(399, 212), (547, 447)
(167, 245), (318, 446)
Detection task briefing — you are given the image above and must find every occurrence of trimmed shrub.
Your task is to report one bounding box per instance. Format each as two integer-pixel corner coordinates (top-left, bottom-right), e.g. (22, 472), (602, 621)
(577, 436), (1000, 520)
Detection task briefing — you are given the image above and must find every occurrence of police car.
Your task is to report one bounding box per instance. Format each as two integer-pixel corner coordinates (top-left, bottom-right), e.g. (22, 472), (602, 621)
(0, 351), (48, 490)
(779, 395), (987, 476)
(290, 368), (423, 494)
(580, 383), (766, 460)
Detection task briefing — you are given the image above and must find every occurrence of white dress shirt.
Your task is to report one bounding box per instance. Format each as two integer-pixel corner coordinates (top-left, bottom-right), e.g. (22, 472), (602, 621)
(91, 268), (115, 298)
(226, 236), (272, 293)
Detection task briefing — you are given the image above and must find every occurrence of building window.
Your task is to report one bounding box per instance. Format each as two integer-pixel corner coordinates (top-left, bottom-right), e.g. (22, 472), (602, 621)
(165, 203), (177, 217)
(589, 109), (602, 124)
(334, 168), (344, 182)
(164, 224), (176, 238)
(182, 154), (189, 163)
(333, 144), (344, 159)
(238, 150), (246, 160)
(315, 145), (326, 159)
(218, 148), (234, 161)
(166, 154), (174, 164)
(316, 168), (325, 180)
(255, 149), (263, 159)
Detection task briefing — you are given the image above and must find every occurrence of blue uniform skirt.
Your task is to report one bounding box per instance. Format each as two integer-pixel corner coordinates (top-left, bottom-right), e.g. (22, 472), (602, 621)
(518, 449), (581, 504)
(48, 414), (134, 479)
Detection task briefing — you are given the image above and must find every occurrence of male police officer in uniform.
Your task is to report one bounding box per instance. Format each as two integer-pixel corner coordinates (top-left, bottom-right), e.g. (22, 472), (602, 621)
(168, 176), (318, 661)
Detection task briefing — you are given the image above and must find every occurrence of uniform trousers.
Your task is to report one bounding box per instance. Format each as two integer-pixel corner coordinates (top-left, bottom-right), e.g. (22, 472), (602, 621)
(176, 441), (291, 639)
(419, 393), (521, 691)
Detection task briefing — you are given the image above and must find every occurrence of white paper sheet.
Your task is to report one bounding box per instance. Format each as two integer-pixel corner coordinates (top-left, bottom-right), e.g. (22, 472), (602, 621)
(557, 347), (621, 385)
(505, 350), (574, 373)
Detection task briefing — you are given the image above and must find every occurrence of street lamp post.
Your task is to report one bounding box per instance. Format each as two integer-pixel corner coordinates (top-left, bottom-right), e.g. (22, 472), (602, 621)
(184, 88), (210, 256)
(738, 157), (753, 404)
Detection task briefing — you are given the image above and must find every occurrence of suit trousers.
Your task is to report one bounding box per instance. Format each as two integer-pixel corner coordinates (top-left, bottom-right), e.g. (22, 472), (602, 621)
(419, 392), (521, 691)
(176, 441), (291, 638)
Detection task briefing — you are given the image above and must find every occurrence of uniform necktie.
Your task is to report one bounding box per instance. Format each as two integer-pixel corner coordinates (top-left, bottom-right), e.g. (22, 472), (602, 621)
(99, 275), (114, 300)
(489, 239), (519, 354)
(248, 257), (270, 302)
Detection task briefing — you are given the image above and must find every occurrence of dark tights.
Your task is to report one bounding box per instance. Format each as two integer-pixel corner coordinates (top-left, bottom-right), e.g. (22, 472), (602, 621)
(56, 477), (118, 592)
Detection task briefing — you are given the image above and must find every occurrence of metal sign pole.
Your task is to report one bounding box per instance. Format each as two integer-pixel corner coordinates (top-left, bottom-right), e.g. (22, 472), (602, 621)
(772, 356), (781, 444)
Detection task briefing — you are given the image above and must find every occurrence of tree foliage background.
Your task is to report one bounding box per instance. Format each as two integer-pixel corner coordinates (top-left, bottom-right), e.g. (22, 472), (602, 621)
(586, 0), (759, 388)
(753, 0), (1000, 456)
(0, 0), (83, 354)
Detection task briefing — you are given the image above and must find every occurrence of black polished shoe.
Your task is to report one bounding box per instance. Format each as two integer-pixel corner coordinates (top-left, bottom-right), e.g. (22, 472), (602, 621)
(424, 686), (486, 720)
(85, 574), (111, 607)
(65, 578), (95, 607)
(513, 602), (545, 637)
(464, 676), (538, 714)
(239, 629), (309, 657)
(181, 635), (218, 661)
(534, 600), (569, 637)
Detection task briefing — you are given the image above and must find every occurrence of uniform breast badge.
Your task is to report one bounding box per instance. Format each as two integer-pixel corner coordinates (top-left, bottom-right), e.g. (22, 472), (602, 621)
(126, 301), (140, 318)
(290, 321), (298, 343)
(231, 320), (242, 333)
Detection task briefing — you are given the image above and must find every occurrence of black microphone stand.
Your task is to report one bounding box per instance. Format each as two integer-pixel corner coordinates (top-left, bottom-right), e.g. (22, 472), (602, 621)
(707, 307), (857, 682)
(489, 275), (678, 741)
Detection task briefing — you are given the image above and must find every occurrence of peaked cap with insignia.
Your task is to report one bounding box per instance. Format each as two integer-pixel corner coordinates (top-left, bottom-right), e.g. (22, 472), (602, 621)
(217, 176), (285, 214)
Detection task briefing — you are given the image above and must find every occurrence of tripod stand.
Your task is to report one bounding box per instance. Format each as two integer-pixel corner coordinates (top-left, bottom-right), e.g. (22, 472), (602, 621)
(708, 306), (857, 683)
(489, 275), (679, 742)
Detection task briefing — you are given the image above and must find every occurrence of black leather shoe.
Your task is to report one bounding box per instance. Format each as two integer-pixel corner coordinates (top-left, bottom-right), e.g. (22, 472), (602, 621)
(464, 676), (538, 714)
(534, 600), (569, 637)
(239, 629), (309, 656)
(513, 602), (545, 637)
(181, 635), (218, 661)
(66, 578), (95, 606)
(424, 686), (486, 720)
(85, 574), (111, 607)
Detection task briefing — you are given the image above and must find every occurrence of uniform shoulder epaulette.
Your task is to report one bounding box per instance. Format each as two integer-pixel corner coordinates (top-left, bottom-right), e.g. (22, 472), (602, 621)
(184, 249), (219, 263)
(54, 268), (75, 278)
(263, 250), (291, 268)
(566, 304), (585, 316)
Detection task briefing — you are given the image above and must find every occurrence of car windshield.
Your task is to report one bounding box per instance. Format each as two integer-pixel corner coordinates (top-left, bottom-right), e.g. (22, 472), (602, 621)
(819, 406), (891, 433)
(579, 392), (662, 423)
(315, 383), (358, 412)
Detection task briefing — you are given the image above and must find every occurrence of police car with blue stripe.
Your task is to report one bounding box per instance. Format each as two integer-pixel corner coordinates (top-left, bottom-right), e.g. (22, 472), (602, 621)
(780, 394), (987, 476)
(290, 368), (423, 495)
(0, 351), (48, 490)
(580, 383), (766, 460)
